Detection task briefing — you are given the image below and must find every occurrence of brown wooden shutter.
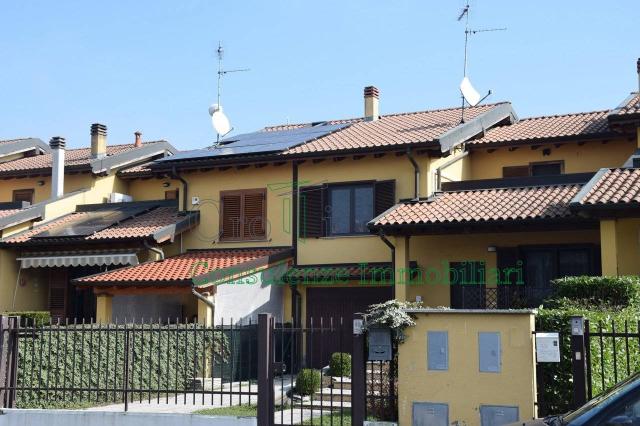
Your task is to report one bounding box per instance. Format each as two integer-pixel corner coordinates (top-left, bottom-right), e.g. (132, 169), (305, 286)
(243, 190), (266, 239)
(374, 180), (396, 216)
(48, 269), (68, 322)
(502, 166), (529, 178)
(220, 192), (242, 240)
(299, 185), (324, 238)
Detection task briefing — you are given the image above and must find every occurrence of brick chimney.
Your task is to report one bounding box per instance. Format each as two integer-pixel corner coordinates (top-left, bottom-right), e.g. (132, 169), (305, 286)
(49, 136), (65, 198)
(364, 86), (379, 121)
(134, 131), (142, 148)
(90, 123), (107, 159)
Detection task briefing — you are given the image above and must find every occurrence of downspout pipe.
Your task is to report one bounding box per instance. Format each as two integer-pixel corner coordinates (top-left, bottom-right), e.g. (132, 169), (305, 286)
(406, 149), (420, 199)
(144, 240), (165, 260)
(171, 166), (189, 212)
(191, 283), (215, 309)
(378, 231), (396, 287)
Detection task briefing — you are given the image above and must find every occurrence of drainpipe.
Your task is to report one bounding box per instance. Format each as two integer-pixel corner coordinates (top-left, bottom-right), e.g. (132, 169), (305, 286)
(143, 240), (165, 260)
(433, 151), (469, 192)
(290, 161), (301, 327)
(171, 166), (189, 212)
(406, 149), (420, 199)
(191, 283), (215, 309)
(378, 231), (396, 286)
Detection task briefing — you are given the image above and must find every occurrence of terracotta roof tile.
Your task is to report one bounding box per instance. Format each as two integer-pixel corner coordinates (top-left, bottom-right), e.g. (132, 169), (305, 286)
(0, 209), (21, 219)
(0, 141), (166, 175)
(470, 111), (611, 146)
(75, 248), (290, 284)
(283, 103), (500, 154)
(371, 183), (582, 228)
(579, 168), (640, 205)
(2, 205), (195, 244)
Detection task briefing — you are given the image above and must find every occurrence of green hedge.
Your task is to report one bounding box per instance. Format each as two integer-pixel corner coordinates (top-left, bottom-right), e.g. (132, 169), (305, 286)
(295, 369), (321, 396)
(16, 323), (228, 409)
(329, 352), (351, 377)
(2, 311), (51, 327)
(551, 276), (640, 308)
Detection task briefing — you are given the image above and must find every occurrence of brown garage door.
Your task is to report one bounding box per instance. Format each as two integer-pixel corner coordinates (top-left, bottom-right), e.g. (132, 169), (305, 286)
(305, 286), (392, 368)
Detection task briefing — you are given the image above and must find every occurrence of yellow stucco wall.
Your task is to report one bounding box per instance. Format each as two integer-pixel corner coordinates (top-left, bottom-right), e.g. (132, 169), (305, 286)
(600, 218), (640, 276)
(468, 139), (634, 180)
(399, 310), (537, 426)
(397, 229), (600, 306)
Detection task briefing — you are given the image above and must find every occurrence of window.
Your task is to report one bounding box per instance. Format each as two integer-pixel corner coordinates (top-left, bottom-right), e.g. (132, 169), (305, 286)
(449, 261), (487, 309)
(328, 184), (373, 235)
(530, 161), (563, 176)
(219, 188), (266, 241)
(502, 161), (564, 178)
(164, 189), (179, 200)
(300, 180), (395, 238)
(12, 189), (34, 204)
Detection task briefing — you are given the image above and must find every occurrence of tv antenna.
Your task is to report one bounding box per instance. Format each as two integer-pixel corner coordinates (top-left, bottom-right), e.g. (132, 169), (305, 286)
(209, 41), (250, 145)
(457, 0), (506, 122)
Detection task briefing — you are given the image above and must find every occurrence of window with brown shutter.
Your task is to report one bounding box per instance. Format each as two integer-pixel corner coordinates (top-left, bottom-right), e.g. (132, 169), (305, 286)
(299, 180), (395, 238)
(13, 188), (34, 204)
(220, 188), (266, 241)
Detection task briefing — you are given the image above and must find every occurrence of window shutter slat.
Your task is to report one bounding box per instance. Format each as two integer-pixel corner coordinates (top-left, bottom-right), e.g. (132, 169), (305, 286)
(221, 193), (242, 240)
(300, 185), (324, 238)
(243, 191), (266, 239)
(374, 180), (396, 216)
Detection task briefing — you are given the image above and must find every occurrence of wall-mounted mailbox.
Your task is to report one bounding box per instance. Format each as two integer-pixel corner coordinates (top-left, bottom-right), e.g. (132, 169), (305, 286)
(413, 402), (449, 426)
(480, 405), (519, 426)
(427, 331), (448, 371)
(479, 332), (501, 373)
(368, 327), (392, 361)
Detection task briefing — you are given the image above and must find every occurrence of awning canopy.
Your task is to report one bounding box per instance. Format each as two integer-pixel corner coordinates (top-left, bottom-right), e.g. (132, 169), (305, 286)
(17, 252), (139, 269)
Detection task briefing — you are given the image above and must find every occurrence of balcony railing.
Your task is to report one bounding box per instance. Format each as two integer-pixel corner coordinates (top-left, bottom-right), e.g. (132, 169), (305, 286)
(451, 285), (555, 309)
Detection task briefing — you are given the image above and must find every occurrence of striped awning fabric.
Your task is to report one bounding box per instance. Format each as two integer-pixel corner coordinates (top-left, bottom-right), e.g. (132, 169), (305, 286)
(17, 252), (138, 269)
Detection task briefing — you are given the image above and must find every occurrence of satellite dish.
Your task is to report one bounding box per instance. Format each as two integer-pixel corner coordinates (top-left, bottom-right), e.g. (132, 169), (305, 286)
(209, 104), (232, 136)
(459, 77), (481, 107)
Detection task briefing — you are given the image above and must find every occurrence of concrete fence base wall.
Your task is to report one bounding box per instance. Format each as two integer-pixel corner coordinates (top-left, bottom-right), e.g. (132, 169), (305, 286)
(0, 409), (257, 426)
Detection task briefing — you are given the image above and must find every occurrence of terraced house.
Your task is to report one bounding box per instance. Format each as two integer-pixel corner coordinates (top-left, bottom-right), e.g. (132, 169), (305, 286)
(2, 63), (640, 366)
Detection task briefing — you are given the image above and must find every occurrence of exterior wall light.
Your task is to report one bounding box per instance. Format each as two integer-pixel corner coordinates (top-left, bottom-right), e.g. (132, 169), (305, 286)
(487, 246), (497, 252)
(162, 182), (171, 188)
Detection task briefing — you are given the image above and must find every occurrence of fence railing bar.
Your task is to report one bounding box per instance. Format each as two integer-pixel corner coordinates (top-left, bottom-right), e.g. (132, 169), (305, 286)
(585, 320), (592, 400)
(122, 321), (129, 412)
(612, 320), (618, 384)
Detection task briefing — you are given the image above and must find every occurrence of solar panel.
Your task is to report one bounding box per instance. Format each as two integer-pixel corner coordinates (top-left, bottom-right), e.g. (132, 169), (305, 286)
(159, 123), (349, 163)
(33, 204), (152, 238)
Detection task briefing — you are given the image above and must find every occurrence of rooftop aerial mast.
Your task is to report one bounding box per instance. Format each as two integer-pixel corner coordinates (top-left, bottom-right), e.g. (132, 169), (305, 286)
(457, 0), (506, 123)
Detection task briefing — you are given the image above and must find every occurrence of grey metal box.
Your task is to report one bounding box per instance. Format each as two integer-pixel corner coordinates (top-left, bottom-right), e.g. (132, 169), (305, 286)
(480, 405), (519, 426)
(479, 332), (501, 373)
(412, 402), (448, 426)
(427, 331), (448, 371)
(368, 328), (392, 361)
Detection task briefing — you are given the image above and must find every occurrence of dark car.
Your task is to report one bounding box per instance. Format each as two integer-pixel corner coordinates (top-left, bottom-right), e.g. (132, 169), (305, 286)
(512, 372), (640, 426)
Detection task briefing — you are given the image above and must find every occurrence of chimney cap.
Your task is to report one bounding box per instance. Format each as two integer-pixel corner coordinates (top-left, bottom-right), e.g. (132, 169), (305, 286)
(90, 123), (107, 136)
(49, 136), (66, 149)
(134, 131), (142, 147)
(637, 58), (640, 73)
(364, 86), (379, 98)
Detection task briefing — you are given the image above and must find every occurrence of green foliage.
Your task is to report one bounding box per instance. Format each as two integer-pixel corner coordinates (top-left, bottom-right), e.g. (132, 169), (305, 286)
(362, 299), (423, 343)
(15, 323), (228, 408)
(329, 352), (351, 377)
(536, 278), (640, 416)
(295, 368), (321, 396)
(550, 276), (640, 308)
(2, 311), (51, 327)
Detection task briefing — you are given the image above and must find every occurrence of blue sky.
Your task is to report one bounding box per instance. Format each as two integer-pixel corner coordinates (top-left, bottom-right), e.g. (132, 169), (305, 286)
(0, 1), (638, 150)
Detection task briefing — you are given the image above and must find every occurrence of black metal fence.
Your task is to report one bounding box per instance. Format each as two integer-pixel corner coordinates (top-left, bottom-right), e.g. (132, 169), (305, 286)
(585, 319), (640, 400)
(0, 316), (258, 411)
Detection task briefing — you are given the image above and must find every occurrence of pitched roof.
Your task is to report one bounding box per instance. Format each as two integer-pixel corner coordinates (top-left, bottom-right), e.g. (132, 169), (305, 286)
(575, 168), (640, 206)
(370, 183), (583, 230)
(469, 110), (612, 146)
(1, 203), (198, 245)
(74, 247), (292, 286)
(608, 93), (640, 120)
(283, 103), (500, 154)
(0, 141), (173, 177)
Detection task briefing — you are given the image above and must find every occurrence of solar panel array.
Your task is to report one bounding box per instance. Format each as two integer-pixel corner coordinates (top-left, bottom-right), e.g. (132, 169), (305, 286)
(33, 204), (153, 238)
(159, 123), (349, 163)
